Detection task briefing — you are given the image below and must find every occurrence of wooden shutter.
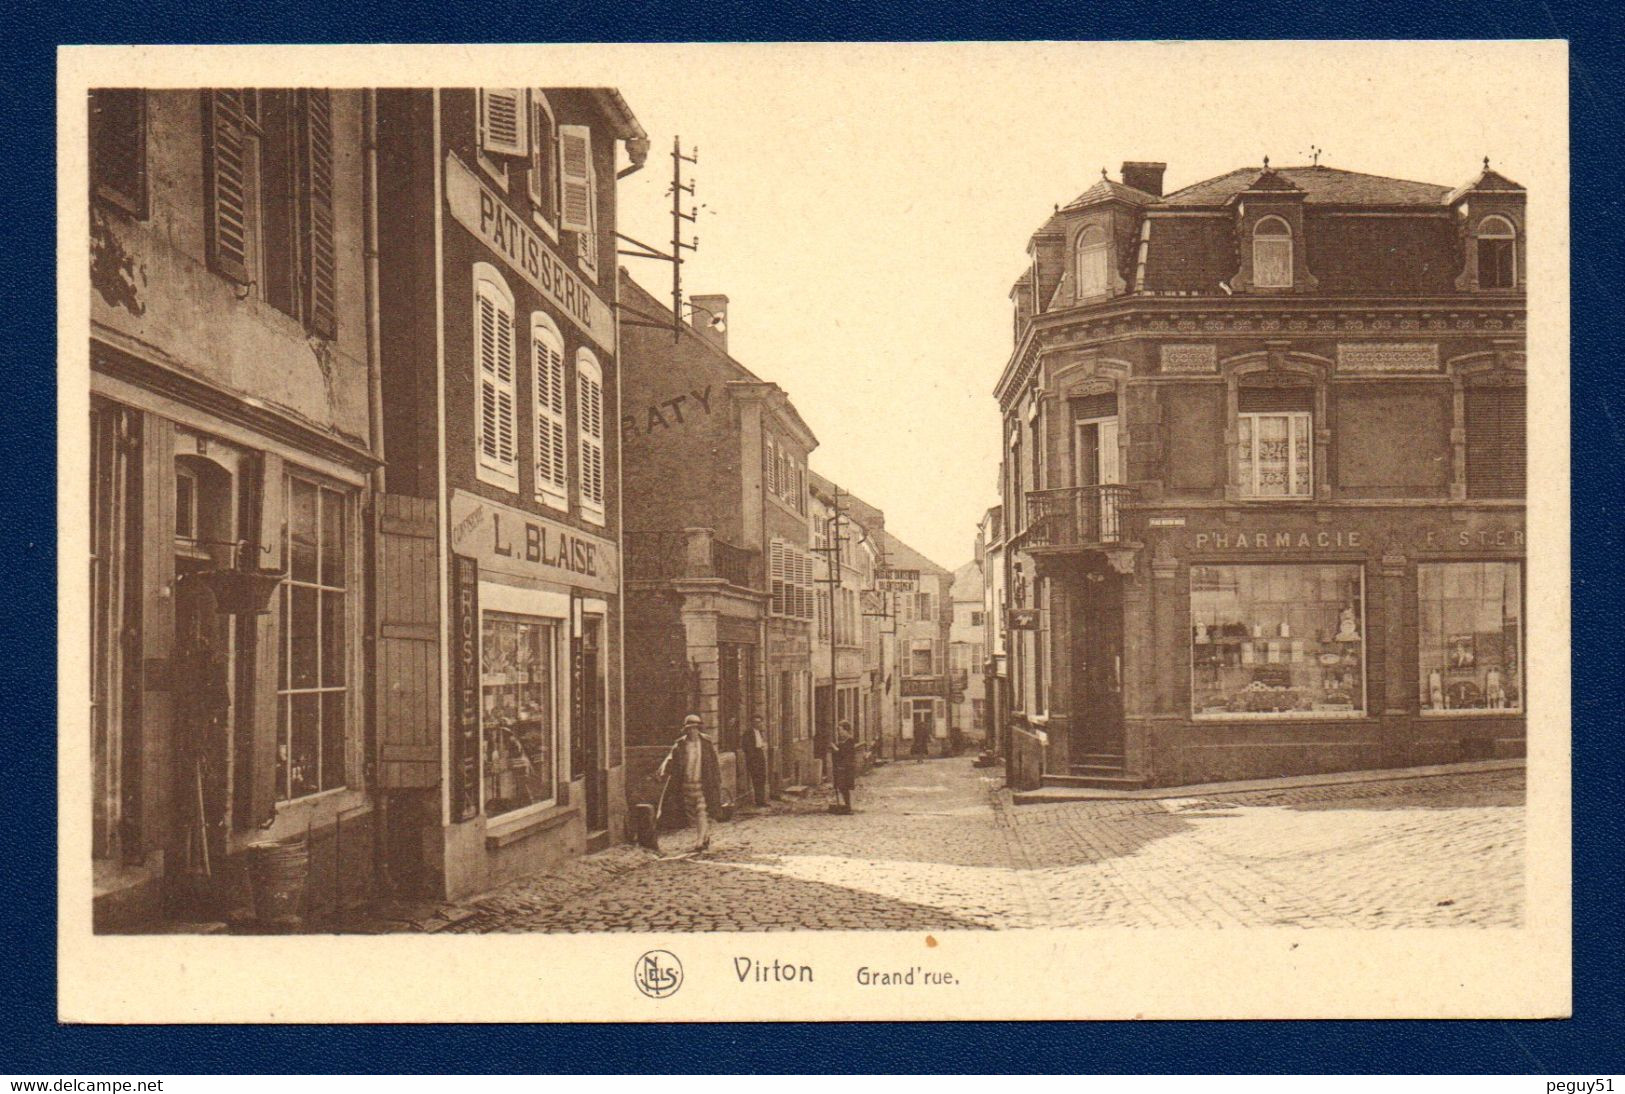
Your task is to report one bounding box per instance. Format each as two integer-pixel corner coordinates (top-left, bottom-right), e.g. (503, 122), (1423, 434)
(374, 495), (442, 789)
(480, 89), (528, 158)
(578, 355), (605, 518)
(90, 89), (146, 216)
(527, 91), (556, 220)
(203, 89), (253, 283)
(533, 320), (568, 504)
(770, 540), (786, 615)
(765, 437), (778, 495)
(299, 90), (338, 339)
(476, 278), (517, 475)
(559, 124), (593, 233)
(1466, 388), (1526, 498)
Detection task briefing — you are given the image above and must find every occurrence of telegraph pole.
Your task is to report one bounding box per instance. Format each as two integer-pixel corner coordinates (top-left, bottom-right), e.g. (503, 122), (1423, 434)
(616, 136), (701, 341)
(813, 487), (848, 751)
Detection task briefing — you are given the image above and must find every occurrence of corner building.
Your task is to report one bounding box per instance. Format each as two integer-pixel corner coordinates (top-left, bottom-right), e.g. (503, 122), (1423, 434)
(995, 159), (1526, 789)
(373, 88), (645, 899)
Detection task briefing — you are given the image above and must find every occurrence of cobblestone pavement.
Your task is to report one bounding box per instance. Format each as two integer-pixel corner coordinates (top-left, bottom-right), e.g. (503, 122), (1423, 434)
(383, 758), (1523, 933)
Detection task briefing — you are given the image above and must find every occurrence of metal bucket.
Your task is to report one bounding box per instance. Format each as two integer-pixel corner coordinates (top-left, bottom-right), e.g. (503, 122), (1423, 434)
(247, 837), (309, 931)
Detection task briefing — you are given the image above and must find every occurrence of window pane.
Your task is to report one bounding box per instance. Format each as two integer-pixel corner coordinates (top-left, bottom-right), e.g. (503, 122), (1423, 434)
(1419, 562), (1521, 712)
(276, 692), (290, 800)
(289, 692), (320, 798)
(320, 488), (346, 588)
(289, 478), (319, 583)
(321, 589), (346, 686)
(1292, 414), (1312, 496)
(278, 583), (290, 688)
(290, 585), (318, 688)
(1191, 564), (1365, 718)
(321, 691), (347, 790)
(1254, 414), (1290, 495)
(1254, 238), (1292, 287)
(483, 615), (556, 817)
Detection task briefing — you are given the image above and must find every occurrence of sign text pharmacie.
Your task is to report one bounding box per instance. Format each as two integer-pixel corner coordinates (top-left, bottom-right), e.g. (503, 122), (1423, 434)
(1190, 527), (1527, 551)
(450, 490), (620, 595)
(444, 153), (615, 352)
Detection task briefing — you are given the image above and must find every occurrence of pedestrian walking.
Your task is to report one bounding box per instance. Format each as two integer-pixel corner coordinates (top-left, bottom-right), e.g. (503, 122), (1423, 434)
(657, 714), (723, 853)
(831, 720), (861, 812)
(744, 716), (770, 808)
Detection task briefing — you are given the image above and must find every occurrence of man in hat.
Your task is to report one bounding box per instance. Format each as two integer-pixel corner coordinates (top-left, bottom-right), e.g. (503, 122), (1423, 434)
(657, 714), (723, 852)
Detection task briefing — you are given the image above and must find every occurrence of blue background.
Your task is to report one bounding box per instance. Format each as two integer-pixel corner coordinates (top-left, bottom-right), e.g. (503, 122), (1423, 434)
(4, 2), (1619, 1074)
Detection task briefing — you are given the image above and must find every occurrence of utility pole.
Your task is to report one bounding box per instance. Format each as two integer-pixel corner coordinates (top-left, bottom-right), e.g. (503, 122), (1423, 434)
(813, 487), (848, 758)
(616, 136), (701, 341)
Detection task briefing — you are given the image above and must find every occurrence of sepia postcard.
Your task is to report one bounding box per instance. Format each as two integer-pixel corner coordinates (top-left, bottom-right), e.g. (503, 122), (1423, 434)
(57, 40), (1570, 1022)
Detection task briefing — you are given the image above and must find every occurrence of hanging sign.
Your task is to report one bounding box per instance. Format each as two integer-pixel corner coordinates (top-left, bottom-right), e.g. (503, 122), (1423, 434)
(1009, 608), (1041, 630)
(875, 568), (919, 592)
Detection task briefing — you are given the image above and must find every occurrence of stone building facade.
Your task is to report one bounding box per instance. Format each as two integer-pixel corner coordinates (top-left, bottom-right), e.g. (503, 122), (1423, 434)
(994, 159), (1526, 789)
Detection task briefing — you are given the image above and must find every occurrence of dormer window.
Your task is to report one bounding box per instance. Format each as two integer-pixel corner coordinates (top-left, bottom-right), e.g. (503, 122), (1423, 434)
(1476, 215), (1517, 289)
(1252, 216), (1293, 288)
(1076, 225), (1110, 299)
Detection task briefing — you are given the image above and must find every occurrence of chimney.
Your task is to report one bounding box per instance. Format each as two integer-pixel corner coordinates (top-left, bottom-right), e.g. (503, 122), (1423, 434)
(1121, 161), (1166, 197)
(688, 293), (729, 353)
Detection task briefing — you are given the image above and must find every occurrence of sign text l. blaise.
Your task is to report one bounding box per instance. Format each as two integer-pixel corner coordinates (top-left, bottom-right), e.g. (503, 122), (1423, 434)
(450, 490), (620, 595)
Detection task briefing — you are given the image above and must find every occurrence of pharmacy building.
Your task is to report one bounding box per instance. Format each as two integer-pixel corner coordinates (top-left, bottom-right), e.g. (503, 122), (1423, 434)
(994, 158), (1526, 790)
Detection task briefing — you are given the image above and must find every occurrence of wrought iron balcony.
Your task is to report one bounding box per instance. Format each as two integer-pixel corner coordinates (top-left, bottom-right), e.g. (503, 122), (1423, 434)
(625, 528), (761, 590)
(1020, 485), (1137, 550)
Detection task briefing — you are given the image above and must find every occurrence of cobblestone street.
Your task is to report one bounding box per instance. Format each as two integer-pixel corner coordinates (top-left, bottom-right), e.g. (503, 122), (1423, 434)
(374, 757), (1524, 933)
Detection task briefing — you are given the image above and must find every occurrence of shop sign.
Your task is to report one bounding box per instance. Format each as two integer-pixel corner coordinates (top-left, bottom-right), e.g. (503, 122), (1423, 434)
(444, 153), (615, 351)
(876, 568), (919, 592)
(1148, 515), (1186, 528)
(1009, 608), (1041, 630)
(1336, 342), (1440, 373)
(1189, 527), (1526, 552)
(451, 554), (481, 822)
(901, 677), (943, 697)
(450, 490), (619, 595)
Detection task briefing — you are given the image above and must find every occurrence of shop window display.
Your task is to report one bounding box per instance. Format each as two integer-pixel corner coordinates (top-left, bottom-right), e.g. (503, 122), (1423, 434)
(1190, 564), (1365, 718)
(1418, 562), (1521, 713)
(481, 613), (557, 816)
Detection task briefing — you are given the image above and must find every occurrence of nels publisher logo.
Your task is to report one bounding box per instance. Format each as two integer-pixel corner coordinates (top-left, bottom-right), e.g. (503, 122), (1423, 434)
(634, 950), (684, 999)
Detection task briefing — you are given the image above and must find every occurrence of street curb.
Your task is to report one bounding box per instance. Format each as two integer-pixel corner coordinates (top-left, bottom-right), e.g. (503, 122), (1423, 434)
(1010, 757), (1525, 804)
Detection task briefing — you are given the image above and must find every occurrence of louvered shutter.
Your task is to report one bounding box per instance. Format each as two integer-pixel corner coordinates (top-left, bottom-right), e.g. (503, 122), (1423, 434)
(480, 89), (528, 158)
(476, 279), (517, 477)
(533, 320), (568, 505)
(527, 91), (556, 222)
(765, 437), (778, 495)
(374, 495), (442, 789)
(578, 354), (606, 520)
(770, 541), (786, 615)
(299, 90), (338, 339)
(204, 89), (252, 283)
(1466, 388), (1526, 498)
(559, 125), (593, 233)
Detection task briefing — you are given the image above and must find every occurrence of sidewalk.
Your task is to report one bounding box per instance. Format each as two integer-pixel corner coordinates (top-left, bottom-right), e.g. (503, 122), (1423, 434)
(1012, 757), (1525, 804)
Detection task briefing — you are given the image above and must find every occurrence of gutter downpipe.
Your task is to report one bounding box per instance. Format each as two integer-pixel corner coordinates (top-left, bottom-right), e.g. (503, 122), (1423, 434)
(361, 89), (388, 885)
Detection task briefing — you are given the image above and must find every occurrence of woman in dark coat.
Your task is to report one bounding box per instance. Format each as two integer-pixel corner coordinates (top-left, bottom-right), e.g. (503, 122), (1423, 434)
(658, 714), (723, 851)
(830, 720), (860, 810)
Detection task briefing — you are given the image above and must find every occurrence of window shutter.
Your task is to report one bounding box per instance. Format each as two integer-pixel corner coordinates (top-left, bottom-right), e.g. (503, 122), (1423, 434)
(765, 438), (778, 495)
(770, 540), (786, 615)
(480, 89), (528, 158)
(1466, 388), (1526, 498)
(559, 125), (593, 233)
(476, 282), (517, 474)
(533, 321), (567, 503)
(299, 90), (338, 339)
(204, 89), (252, 283)
(578, 356), (605, 519)
(527, 91), (556, 221)
(91, 89), (146, 216)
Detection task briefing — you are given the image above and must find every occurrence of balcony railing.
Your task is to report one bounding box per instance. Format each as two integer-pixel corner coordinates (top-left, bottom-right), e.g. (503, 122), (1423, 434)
(625, 528), (762, 590)
(1021, 485), (1137, 549)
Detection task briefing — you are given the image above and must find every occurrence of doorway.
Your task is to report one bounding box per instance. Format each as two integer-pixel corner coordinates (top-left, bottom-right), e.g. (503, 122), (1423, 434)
(581, 615), (607, 833)
(1072, 573), (1125, 756)
(909, 699), (933, 755)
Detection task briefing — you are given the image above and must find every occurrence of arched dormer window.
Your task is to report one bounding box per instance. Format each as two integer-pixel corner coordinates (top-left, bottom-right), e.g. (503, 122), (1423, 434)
(1075, 224), (1110, 299)
(1252, 216), (1293, 288)
(1476, 215), (1517, 289)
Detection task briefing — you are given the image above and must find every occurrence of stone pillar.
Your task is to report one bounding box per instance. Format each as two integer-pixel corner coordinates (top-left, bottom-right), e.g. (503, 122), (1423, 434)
(1379, 550), (1412, 768)
(1141, 542), (1180, 782)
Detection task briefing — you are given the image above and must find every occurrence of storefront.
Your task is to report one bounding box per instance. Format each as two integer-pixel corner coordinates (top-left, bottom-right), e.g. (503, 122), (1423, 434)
(1121, 506), (1526, 786)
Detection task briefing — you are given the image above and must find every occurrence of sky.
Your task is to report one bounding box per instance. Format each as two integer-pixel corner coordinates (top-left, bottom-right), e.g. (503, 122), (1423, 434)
(597, 41), (1562, 568)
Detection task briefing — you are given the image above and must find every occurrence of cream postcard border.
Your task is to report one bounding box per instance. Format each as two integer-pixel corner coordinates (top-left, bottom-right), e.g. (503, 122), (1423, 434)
(56, 41), (1571, 1023)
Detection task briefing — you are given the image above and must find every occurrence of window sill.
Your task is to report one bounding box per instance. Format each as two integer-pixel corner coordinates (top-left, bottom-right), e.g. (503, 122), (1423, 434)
(1419, 709), (1523, 718)
(531, 210), (559, 242)
(1190, 712), (1371, 722)
(485, 802), (575, 849)
(579, 506), (606, 527)
(477, 463), (519, 493)
(535, 490), (568, 513)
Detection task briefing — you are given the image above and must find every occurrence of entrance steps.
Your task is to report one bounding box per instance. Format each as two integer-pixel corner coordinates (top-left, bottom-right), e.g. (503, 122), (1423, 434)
(1040, 753), (1147, 791)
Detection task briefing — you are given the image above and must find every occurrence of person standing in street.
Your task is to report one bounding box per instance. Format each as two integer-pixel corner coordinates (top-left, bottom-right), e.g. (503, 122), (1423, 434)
(658, 714), (723, 852)
(831, 720), (860, 811)
(744, 716), (770, 809)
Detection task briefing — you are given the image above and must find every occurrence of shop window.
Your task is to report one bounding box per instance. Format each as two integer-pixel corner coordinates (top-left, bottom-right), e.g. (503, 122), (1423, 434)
(527, 91), (558, 229)
(531, 314), (568, 508)
(576, 349), (606, 523)
(474, 265), (518, 490)
(1252, 216), (1293, 288)
(1476, 215), (1517, 290)
(90, 89), (146, 217)
(481, 612), (558, 816)
(1075, 224), (1110, 299)
(1238, 387), (1313, 498)
(1465, 387), (1526, 499)
(1418, 562), (1521, 714)
(1190, 564), (1366, 719)
(277, 474), (352, 799)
